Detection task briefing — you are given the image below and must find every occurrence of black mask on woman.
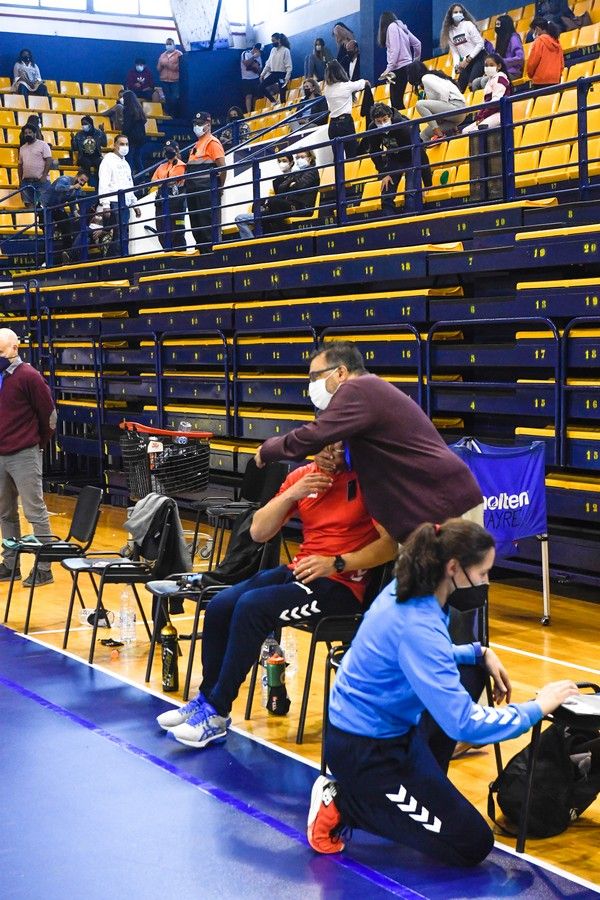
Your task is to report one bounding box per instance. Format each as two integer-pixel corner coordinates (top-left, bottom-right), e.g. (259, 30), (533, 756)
(448, 569), (488, 612)
(165, 148), (177, 159)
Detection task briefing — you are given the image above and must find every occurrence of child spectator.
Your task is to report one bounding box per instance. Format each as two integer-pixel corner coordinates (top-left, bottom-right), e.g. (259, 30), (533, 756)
(71, 116), (107, 188)
(408, 61), (467, 142)
(304, 38), (333, 81)
(378, 11), (421, 111)
(241, 43), (262, 114)
(12, 49), (48, 97)
(156, 37), (182, 117)
(323, 60), (369, 159)
(260, 33), (292, 103)
(463, 53), (512, 132)
(126, 58), (154, 101)
(494, 14), (524, 79)
(440, 4), (486, 92)
(526, 19), (564, 86)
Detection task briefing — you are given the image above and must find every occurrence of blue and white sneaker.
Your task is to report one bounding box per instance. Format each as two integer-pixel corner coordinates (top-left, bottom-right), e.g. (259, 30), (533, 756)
(156, 693), (207, 731)
(169, 700), (230, 748)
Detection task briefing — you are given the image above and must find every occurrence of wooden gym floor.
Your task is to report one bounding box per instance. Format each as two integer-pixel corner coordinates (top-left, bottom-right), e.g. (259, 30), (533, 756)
(2, 493), (599, 889)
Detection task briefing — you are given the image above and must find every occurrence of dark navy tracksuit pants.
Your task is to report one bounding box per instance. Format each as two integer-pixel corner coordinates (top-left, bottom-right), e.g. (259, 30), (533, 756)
(200, 565), (361, 718)
(325, 663), (494, 867)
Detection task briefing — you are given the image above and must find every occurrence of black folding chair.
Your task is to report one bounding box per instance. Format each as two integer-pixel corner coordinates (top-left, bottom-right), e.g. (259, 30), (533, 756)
(3, 485), (103, 633)
(61, 500), (175, 663)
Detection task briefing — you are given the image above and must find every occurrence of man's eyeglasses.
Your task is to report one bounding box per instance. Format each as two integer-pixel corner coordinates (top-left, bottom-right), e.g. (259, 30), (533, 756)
(308, 366), (336, 383)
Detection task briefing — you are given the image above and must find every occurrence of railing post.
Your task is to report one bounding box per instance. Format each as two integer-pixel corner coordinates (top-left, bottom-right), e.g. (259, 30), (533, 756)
(116, 189), (128, 258)
(161, 185), (174, 251)
(210, 168), (221, 247)
(407, 121), (424, 213)
(501, 95), (515, 202)
(42, 203), (53, 268)
(577, 77), (590, 199)
(333, 137), (347, 225)
(252, 157), (263, 238)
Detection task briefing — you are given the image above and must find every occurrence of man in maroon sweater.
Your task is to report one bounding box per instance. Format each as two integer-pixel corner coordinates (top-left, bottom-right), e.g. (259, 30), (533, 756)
(0, 328), (56, 586)
(255, 341), (482, 543)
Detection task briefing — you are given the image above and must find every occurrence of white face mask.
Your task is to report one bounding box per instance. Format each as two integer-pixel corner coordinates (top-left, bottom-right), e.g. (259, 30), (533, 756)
(484, 66), (497, 77)
(118, 97), (124, 105)
(118, 144), (129, 156)
(295, 157), (310, 169)
(193, 124), (208, 137)
(452, 12), (464, 23)
(136, 65), (144, 72)
(308, 376), (334, 410)
(82, 124), (91, 132)
(377, 119), (392, 128)
(278, 161), (292, 172)
(166, 44), (174, 51)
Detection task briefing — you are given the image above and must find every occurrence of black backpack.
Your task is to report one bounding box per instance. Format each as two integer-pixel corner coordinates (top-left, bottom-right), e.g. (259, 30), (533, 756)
(488, 692), (600, 837)
(197, 505), (267, 587)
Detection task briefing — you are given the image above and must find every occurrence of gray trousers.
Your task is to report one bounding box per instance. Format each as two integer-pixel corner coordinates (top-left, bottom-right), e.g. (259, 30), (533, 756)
(0, 445), (52, 571)
(416, 98), (467, 141)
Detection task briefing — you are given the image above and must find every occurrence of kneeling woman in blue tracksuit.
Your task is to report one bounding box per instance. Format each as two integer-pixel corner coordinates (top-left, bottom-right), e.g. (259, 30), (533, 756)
(307, 519), (579, 866)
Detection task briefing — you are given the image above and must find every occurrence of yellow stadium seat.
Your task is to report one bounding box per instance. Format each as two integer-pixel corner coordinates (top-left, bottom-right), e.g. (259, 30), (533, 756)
(424, 165), (456, 203)
(557, 89), (578, 113)
(9, 167), (20, 185)
(587, 103), (600, 135)
(145, 118), (159, 136)
(82, 82), (103, 99)
(592, 0), (600, 23)
(578, 22), (600, 47)
(60, 81), (82, 97)
(477, 17), (490, 29)
(27, 95), (50, 111)
(0, 110), (16, 128)
(15, 211), (36, 232)
(44, 80), (58, 95)
(0, 77), (11, 93)
(42, 112), (65, 130)
(51, 96), (73, 112)
(425, 141), (448, 169)
(0, 213), (14, 228)
(74, 98), (97, 114)
(560, 29), (580, 51)
(55, 131), (71, 148)
(0, 147), (18, 166)
(41, 129), (54, 144)
(444, 135), (469, 165)
(104, 83), (123, 99)
(507, 6), (523, 18)
(142, 102), (165, 119)
(548, 113), (577, 143)
(373, 83), (390, 103)
(450, 162), (471, 198)
(92, 115), (111, 131)
(17, 110), (35, 127)
(574, 0), (592, 14)
(518, 118), (551, 148)
(537, 142), (574, 183)
(96, 98), (110, 114)
(531, 92), (560, 121)
(512, 97), (533, 121)
(522, 2), (536, 18)
(0, 188), (23, 208)
(3, 95), (26, 110)
(515, 148), (540, 187)
(4, 127), (20, 145)
(0, 167), (7, 185)
(66, 114), (84, 130)
(570, 136), (600, 175)
(566, 60), (594, 81)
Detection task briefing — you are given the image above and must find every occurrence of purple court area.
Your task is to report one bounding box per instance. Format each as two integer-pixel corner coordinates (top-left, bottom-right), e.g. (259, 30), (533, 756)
(0, 625), (597, 900)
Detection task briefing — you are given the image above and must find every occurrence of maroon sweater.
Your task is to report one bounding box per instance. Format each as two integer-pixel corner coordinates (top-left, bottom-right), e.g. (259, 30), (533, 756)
(0, 361), (56, 454)
(260, 374), (482, 541)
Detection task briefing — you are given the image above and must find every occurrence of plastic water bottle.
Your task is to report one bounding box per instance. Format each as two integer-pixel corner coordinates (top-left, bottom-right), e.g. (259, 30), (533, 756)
(118, 588), (136, 645)
(260, 635), (281, 706)
(175, 420), (192, 445)
(280, 631), (297, 678)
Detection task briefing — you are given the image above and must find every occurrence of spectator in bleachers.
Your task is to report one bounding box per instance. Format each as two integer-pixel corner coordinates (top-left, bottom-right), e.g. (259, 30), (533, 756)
(241, 43), (263, 114)
(333, 22), (356, 69)
(366, 102), (432, 212)
(463, 53), (512, 132)
(377, 11), (422, 111)
(46, 169), (88, 264)
(324, 60), (369, 160)
(260, 33), (292, 103)
(156, 37), (182, 117)
(493, 14), (525, 79)
(526, 19), (565, 86)
(220, 106), (250, 151)
(71, 116), (107, 189)
(535, 0), (576, 32)
(151, 140), (186, 251)
(235, 150), (319, 239)
(156, 451), (397, 751)
(440, 5), (486, 92)
(122, 90), (147, 176)
(255, 341), (483, 544)
(104, 89), (125, 132)
(18, 114), (43, 146)
(186, 112), (226, 250)
(18, 125), (51, 208)
(408, 61), (467, 141)
(97, 135), (141, 256)
(12, 49), (48, 97)
(290, 78), (329, 131)
(126, 58), (154, 101)
(344, 40), (361, 80)
(304, 37), (333, 81)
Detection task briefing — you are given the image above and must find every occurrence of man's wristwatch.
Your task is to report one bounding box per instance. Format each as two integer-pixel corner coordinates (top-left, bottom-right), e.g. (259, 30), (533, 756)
(333, 555), (346, 573)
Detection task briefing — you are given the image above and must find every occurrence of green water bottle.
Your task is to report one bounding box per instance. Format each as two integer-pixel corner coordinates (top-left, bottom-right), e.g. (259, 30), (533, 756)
(266, 653), (290, 716)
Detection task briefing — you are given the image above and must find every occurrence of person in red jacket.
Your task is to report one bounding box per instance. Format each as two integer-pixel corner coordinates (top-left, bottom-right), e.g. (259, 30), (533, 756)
(526, 18), (564, 86)
(0, 328), (56, 586)
(126, 57), (154, 100)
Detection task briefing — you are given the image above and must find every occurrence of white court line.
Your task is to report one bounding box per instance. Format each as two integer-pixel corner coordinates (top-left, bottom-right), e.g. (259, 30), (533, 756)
(10, 629), (599, 892)
(29, 614), (197, 637)
(491, 642), (600, 677)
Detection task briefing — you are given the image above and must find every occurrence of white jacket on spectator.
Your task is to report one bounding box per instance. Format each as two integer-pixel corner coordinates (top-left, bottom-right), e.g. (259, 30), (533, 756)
(421, 73), (465, 104)
(97, 152), (137, 210)
(262, 46), (292, 81)
(324, 78), (366, 118)
(447, 21), (484, 67)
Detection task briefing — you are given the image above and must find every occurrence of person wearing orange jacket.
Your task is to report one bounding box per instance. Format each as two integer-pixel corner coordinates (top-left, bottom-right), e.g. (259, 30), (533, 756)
(151, 139), (187, 250)
(526, 18), (564, 86)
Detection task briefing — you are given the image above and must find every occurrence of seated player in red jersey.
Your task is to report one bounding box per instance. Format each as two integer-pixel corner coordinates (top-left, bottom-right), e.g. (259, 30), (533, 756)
(156, 445), (397, 749)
